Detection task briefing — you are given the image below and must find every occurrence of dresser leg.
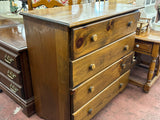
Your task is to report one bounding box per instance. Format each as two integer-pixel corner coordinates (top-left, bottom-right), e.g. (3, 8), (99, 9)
(22, 102), (35, 117)
(0, 89), (2, 93)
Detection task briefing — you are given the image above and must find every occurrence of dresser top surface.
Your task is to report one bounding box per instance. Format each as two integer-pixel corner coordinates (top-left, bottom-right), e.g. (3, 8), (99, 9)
(0, 24), (27, 51)
(21, 2), (143, 27)
(136, 29), (160, 43)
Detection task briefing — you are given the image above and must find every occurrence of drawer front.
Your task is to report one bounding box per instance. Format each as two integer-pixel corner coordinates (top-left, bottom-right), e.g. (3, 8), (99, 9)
(0, 60), (22, 85)
(71, 33), (135, 87)
(134, 40), (153, 54)
(71, 11), (139, 59)
(0, 72), (24, 98)
(0, 46), (20, 69)
(71, 52), (133, 112)
(72, 70), (130, 120)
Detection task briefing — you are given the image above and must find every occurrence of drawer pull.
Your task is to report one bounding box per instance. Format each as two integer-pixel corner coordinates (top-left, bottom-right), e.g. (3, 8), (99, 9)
(10, 83), (18, 93)
(88, 86), (94, 93)
(88, 109), (93, 114)
(136, 44), (140, 48)
(89, 64), (96, 70)
(127, 21), (133, 27)
(121, 64), (126, 69)
(124, 45), (129, 51)
(4, 54), (14, 64)
(91, 34), (98, 42)
(119, 83), (124, 89)
(7, 70), (16, 80)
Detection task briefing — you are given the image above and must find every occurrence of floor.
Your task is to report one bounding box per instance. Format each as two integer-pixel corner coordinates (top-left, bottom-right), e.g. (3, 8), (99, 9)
(1, 71), (160, 120)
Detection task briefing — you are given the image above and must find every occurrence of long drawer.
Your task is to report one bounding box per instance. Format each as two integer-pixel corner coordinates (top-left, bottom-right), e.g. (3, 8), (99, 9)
(0, 72), (24, 98)
(71, 33), (135, 87)
(71, 11), (139, 59)
(0, 60), (22, 85)
(71, 52), (133, 112)
(0, 46), (20, 69)
(72, 70), (130, 120)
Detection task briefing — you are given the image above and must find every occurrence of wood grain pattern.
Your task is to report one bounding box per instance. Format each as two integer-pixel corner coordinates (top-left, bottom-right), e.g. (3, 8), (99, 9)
(21, 2), (143, 27)
(71, 52), (133, 112)
(71, 11), (139, 59)
(0, 60), (22, 85)
(0, 18), (20, 27)
(23, 16), (70, 120)
(134, 40), (153, 54)
(72, 70), (130, 120)
(71, 33), (135, 87)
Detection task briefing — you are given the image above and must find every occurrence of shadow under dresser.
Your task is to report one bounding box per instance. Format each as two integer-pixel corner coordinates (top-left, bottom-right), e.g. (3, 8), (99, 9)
(0, 24), (35, 116)
(21, 2), (143, 120)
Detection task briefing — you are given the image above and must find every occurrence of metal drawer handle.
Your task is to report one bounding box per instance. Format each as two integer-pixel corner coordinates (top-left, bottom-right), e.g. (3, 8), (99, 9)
(89, 64), (96, 70)
(88, 86), (94, 93)
(88, 109), (93, 114)
(10, 83), (18, 93)
(119, 83), (124, 89)
(124, 45), (129, 51)
(121, 64), (126, 69)
(127, 21), (133, 27)
(7, 70), (16, 80)
(91, 34), (98, 42)
(4, 54), (14, 64)
(136, 44), (140, 48)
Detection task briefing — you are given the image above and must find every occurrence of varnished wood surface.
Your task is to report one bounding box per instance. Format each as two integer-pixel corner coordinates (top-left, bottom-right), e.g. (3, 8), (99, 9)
(71, 33), (135, 87)
(71, 11), (139, 59)
(21, 2), (143, 27)
(134, 40), (153, 54)
(0, 60), (22, 85)
(0, 24), (27, 52)
(24, 16), (70, 120)
(71, 52), (133, 112)
(136, 29), (160, 43)
(0, 18), (20, 27)
(72, 70), (130, 120)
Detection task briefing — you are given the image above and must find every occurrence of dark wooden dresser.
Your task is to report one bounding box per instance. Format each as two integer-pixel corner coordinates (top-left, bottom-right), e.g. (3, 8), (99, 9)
(21, 2), (142, 120)
(0, 24), (35, 116)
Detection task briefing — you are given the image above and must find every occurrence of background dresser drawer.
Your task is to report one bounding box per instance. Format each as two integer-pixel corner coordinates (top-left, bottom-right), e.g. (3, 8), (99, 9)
(71, 11), (139, 59)
(0, 72), (24, 98)
(0, 46), (20, 69)
(72, 70), (130, 120)
(71, 33), (135, 87)
(0, 60), (22, 85)
(134, 40), (153, 54)
(71, 52), (133, 112)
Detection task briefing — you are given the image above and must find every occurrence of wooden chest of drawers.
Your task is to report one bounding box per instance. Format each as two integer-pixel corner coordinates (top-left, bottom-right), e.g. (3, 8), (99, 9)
(21, 2), (142, 120)
(0, 24), (35, 116)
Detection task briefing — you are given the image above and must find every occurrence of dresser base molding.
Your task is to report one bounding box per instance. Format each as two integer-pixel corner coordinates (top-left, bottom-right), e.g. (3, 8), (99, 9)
(0, 82), (35, 117)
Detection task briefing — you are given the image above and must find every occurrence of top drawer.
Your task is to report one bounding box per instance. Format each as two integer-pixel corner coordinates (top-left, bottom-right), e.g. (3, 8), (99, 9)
(71, 11), (139, 59)
(0, 46), (20, 70)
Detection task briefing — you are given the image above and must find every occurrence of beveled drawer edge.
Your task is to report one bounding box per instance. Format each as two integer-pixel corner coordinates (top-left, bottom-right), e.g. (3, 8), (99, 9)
(0, 60), (21, 75)
(72, 70), (130, 115)
(0, 72), (22, 89)
(72, 10), (139, 31)
(71, 51), (133, 90)
(71, 32), (135, 63)
(0, 46), (18, 57)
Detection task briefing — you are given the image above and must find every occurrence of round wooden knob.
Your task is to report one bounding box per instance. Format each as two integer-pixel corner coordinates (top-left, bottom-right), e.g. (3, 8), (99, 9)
(121, 64), (126, 69)
(124, 45), (129, 51)
(88, 86), (94, 93)
(88, 109), (93, 114)
(119, 83), (123, 89)
(136, 44), (140, 48)
(91, 34), (98, 42)
(89, 64), (96, 70)
(127, 21), (133, 27)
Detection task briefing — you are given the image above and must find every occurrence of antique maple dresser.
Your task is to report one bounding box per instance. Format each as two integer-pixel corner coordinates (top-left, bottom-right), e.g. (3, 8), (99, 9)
(0, 23), (35, 116)
(21, 2), (142, 120)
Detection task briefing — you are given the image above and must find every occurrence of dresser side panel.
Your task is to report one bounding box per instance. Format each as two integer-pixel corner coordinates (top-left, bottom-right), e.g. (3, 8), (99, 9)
(23, 16), (70, 120)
